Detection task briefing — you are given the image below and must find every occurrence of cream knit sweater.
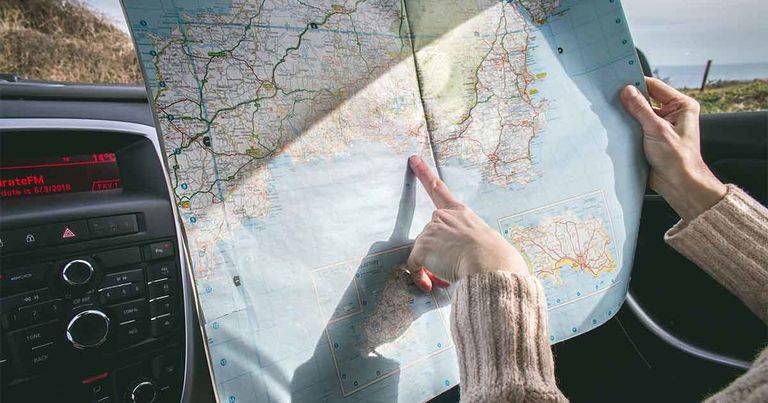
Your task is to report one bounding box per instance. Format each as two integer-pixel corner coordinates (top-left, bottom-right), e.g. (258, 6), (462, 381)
(451, 185), (768, 402)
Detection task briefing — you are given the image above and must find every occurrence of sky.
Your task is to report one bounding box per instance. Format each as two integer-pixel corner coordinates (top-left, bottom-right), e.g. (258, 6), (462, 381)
(622, 0), (768, 66)
(92, 0), (768, 67)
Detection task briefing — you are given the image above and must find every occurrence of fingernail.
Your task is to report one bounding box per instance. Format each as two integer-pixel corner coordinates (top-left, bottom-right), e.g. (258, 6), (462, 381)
(624, 85), (640, 98)
(409, 156), (424, 172)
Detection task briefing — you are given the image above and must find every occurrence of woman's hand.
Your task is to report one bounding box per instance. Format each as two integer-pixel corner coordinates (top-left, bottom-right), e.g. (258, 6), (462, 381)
(621, 77), (727, 222)
(406, 156), (529, 292)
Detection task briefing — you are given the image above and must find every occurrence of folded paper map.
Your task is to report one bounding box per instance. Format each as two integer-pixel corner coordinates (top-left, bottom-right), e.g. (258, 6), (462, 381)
(123, 0), (647, 400)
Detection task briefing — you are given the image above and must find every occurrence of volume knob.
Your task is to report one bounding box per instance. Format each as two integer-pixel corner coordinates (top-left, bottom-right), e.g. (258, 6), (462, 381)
(66, 310), (110, 349)
(129, 380), (157, 403)
(62, 259), (94, 286)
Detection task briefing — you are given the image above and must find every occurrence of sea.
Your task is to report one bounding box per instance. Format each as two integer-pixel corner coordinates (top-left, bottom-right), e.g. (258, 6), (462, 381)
(654, 62), (768, 89)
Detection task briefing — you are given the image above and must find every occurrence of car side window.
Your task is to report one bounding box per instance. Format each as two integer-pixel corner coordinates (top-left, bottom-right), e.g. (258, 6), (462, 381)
(623, 0), (767, 113)
(0, 0), (142, 84)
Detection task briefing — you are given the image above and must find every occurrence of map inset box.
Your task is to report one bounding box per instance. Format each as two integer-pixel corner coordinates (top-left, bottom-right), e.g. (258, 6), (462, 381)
(311, 246), (453, 396)
(498, 190), (621, 310)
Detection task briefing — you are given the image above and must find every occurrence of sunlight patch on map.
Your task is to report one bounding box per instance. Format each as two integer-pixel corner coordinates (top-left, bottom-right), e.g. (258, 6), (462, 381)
(411, 0), (560, 186)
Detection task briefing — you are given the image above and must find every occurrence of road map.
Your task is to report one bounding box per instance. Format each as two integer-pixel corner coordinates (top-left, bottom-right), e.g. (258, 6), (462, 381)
(122, 0), (647, 401)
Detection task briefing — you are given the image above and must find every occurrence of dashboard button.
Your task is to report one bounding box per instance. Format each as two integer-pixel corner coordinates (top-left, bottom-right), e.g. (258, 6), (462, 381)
(146, 261), (175, 281)
(110, 299), (146, 323)
(150, 313), (175, 337)
(149, 297), (173, 317)
(3, 288), (52, 311)
(44, 299), (63, 316)
(16, 304), (46, 327)
(10, 321), (58, 350)
(128, 283), (146, 298)
(100, 287), (121, 304)
(1, 263), (48, 295)
(81, 372), (112, 401)
(145, 242), (174, 261)
(148, 279), (173, 299)
(71, 294), (95, 307)
(152, 352), (181, 387)
(3, 228), (48, 252)
(96, 247), (142, 270)
(46, 221), (89, 244)
(102, 269), (144, 288)
(22, 340), (57, 372)
(7, 299), (62, 329)
(101, 283), (144, 304)
(118, 320), (147, 345)
(88, 215), (138, 239)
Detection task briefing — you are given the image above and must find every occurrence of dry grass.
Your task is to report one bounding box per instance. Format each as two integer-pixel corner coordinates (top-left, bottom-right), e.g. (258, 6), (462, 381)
(0, 0), (142, 83)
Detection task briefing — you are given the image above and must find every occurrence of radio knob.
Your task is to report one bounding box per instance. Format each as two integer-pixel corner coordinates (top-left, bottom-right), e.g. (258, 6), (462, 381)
(129, 380), (157, 403)
(66, 310), (110, 349)
(62, 259), (94, 286)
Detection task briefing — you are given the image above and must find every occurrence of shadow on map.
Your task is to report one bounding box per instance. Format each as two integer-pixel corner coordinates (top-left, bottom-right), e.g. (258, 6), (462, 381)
(290, 164), (443, 401)
(290, 279), (404, 401)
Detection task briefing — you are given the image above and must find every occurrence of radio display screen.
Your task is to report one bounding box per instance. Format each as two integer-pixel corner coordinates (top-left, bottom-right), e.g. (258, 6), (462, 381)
(0, 153), (121, 199)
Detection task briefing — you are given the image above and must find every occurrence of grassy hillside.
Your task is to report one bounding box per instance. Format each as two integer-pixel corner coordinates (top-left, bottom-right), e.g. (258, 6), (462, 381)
(0, 0), (141, 83)
(682, 80), (768, 114)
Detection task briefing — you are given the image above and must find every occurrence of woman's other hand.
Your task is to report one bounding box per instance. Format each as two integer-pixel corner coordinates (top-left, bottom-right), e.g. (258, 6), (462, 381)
(621, 77), (727, 222)
(406, 155), (529, 293)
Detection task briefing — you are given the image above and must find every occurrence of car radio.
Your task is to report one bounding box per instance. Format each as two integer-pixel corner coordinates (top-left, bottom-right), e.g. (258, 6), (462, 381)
(1, 122), (193, 403)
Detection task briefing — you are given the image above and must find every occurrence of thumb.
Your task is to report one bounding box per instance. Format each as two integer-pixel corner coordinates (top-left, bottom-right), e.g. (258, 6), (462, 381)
(620, 85), (663, 132)
(409, 267), (433, 293)
(406, 248), (433, 293)
(424, 269), (450, 288)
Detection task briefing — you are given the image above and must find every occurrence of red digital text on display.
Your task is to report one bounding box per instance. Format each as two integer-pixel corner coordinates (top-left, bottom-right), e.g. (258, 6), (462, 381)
(0, 153), (121, 199)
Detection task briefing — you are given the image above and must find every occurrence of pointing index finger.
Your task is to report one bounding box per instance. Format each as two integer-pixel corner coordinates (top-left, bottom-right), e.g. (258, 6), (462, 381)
(408, 155), (462, 209)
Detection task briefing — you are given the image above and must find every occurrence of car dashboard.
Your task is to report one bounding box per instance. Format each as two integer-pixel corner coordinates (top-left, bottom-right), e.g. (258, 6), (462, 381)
(0, 82), (204, 403)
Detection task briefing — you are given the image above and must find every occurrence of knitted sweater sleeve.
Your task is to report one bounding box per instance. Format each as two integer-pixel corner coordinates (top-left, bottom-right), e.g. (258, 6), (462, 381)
(451, 271), (567, 403)
(665, 185), (768, 323)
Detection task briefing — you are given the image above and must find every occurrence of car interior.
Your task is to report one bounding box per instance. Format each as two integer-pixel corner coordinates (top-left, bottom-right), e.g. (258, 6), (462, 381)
(0, 41), (766, 403)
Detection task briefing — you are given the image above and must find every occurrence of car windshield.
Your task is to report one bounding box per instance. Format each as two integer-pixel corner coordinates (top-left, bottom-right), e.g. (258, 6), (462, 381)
(2, 0), (765, 114)
(0, 0), (142, 84)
